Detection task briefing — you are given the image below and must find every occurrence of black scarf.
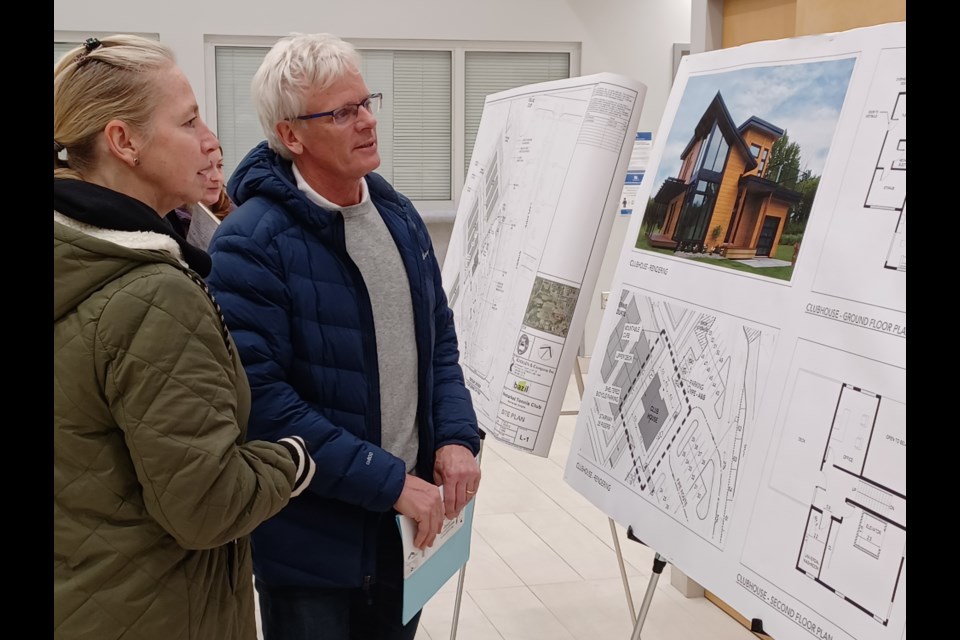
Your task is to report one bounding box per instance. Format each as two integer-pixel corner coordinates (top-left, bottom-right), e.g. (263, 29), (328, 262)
(53, 178), (212, 277)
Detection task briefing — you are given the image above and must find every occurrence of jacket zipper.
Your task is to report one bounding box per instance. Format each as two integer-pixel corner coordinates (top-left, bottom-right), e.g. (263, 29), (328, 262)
(363, 575), (373, 606)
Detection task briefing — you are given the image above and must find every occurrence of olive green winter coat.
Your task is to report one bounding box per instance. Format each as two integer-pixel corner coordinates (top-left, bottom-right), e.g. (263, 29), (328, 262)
(54, 212), (297, 640)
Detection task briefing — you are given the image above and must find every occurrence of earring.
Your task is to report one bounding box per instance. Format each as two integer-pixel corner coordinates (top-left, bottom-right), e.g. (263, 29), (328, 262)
(134, 157), (140, 166)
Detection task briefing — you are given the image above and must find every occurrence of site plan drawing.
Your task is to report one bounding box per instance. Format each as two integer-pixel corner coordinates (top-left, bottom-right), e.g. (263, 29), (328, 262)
(443, 73), (645, 457)
(578, 287), (775, 548)
(564, 23), (906, 640)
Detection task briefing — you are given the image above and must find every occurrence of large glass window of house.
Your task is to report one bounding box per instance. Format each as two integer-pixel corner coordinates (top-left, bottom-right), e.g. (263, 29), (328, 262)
(676, 180), (718, 244)
(696, 123), (728, 178)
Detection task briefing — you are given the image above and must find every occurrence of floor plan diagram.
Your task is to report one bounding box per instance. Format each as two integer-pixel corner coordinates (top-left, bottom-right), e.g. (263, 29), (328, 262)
(797, 382), (906, 626)
(885, 205), (905, 272)
(861, 87), (906, 273)
(443, 75), (644, 456)
(577, 288), (774, 548)
(863, 91), (905, 213)
(812, 46), (906, 311)
(742, 338), (906, 640)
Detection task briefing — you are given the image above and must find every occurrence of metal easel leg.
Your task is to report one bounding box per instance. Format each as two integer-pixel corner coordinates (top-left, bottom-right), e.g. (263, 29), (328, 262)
(626, 525), (668, 640)
(630, 553), (667, 640)
(609, 518), (637, 622)
(572, 356), (636, 624)
(449, 431), (485, 640)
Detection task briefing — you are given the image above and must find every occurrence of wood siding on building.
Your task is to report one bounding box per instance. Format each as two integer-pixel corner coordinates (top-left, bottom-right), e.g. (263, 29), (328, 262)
(680, 138), (704, 182)
(740, 129), (777, 178)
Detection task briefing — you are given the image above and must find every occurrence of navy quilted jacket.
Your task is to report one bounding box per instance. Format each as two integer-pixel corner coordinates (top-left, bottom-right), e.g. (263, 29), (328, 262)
(207, 142), (480, 588)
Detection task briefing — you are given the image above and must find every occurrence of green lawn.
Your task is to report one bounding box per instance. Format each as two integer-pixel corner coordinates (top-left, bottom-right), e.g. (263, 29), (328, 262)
(634, 231), (797, 281)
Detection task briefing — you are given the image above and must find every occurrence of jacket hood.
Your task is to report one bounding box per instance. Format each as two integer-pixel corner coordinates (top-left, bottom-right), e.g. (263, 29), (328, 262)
(227, 142), (407, 231)
(54, 213), (188, 322)
(53, 178), (214, 322)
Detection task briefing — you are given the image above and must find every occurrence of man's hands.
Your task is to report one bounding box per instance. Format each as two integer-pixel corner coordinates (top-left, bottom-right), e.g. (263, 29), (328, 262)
(394, 474), (444, 550)
(393, 445), (481, 549)
(433, 444), (481, 519)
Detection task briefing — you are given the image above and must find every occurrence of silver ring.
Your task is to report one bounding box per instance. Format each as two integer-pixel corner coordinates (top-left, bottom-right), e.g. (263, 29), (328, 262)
(466, 489), (477, 495)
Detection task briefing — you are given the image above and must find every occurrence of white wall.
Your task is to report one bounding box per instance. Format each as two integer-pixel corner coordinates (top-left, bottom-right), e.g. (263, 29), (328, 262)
(54, 0), (691, 356)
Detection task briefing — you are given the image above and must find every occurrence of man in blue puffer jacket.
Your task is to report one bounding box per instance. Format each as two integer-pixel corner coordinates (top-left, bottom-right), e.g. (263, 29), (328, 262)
(206, 33), (481, 640)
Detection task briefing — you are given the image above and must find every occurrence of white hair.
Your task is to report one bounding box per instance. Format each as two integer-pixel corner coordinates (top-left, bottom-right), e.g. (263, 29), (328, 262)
(251, 33), (363, 159)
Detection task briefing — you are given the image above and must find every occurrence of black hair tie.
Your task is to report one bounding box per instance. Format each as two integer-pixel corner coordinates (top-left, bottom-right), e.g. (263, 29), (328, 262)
(75, 38), (102, 68)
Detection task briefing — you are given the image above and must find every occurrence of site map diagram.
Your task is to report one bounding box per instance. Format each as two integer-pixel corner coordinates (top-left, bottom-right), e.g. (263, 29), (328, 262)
(444, 74), (644, 456)
(576, 288), (775, 548)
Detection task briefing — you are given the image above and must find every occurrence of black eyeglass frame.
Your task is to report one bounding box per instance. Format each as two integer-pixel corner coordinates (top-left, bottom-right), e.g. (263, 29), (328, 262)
(293, 93), (383, 124)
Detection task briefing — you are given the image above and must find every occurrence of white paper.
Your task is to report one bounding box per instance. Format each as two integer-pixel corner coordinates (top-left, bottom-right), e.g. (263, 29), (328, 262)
(564, 23), (905, 640)
(396, 487), (467, 579)
(443, 72), (646, 456)
(185, 202), (220, 252)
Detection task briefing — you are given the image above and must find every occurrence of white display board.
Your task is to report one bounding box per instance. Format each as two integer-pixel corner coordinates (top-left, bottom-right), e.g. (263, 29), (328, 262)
(564, 23), (905, 640)
(443, 73), (646, 456)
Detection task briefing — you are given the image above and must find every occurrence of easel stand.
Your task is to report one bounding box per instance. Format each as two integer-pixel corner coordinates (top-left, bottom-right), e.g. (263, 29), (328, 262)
(449, 358), (669, 639)
(569, 357), (672, 639)
(563, 357), (637, 623)
(449, 430), (485, 640)
(625, 527), (668, 640)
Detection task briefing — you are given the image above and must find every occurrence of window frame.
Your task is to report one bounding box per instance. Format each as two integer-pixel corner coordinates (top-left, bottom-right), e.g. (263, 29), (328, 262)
(203, 36), (580, 222)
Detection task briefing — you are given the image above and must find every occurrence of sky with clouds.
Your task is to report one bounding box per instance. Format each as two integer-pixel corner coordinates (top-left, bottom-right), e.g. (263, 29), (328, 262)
(654, 58), (857, 187)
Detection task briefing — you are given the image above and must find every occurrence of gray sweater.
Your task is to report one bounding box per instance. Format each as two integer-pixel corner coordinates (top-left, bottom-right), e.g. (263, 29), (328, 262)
(295, 169), (420, 472)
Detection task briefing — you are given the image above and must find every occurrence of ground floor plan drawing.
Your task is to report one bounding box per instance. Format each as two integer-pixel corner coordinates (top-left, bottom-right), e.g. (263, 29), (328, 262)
(812, 46), (906, 311)
(863, 90), (905, 213)
(575, 287), (775, 548)
(884, 204), (905, 272)
(861, 78), (905, 274)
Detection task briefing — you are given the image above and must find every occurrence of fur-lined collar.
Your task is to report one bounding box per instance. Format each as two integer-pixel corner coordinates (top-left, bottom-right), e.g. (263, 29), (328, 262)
(53, 211), (188, 268)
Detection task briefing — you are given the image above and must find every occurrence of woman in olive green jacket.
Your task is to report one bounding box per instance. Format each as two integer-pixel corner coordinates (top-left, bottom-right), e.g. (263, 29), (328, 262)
(53, 36), (315, 640)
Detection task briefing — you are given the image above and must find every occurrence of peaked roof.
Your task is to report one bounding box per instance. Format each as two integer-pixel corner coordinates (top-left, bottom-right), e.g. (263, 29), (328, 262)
(738, 115), (784, 138)
(680, 92), (757, 170)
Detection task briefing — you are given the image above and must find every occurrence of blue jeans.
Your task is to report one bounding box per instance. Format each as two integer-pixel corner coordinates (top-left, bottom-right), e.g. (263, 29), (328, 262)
(256, 515), (421, 640)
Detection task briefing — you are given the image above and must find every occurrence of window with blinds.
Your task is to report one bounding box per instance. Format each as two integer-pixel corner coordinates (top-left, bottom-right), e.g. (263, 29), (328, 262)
(208, 42), (574, 209)
(463, 51), (570, 175)
(214, 46), (451, 201)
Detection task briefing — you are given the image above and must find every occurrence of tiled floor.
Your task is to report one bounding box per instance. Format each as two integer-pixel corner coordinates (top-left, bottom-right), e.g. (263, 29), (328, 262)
(413, 375), (758, 640)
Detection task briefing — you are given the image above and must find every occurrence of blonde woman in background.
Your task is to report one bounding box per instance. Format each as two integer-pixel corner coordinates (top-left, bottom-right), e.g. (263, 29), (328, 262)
(54, 35), (317, 640)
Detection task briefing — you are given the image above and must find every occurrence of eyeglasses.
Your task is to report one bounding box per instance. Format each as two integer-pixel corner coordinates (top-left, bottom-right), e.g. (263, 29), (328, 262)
(294, 93), (383, 125)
